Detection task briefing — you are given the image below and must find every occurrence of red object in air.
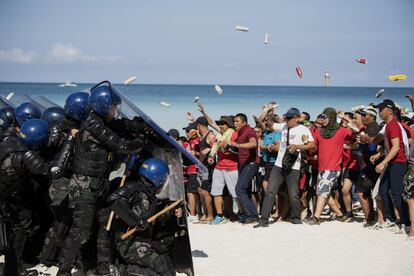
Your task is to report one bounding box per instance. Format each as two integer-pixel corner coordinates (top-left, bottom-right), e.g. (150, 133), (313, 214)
(356, 58), (368, 64)
(296, 66), (303, 78)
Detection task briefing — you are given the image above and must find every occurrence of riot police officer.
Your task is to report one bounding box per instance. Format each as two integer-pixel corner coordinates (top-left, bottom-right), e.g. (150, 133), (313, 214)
(57, 82), (143, 276)
(0, 119), (52, 276)
(0, 106), (18, 142)
(106, 158), (182, 276)
(1, 100), (42, 144)
(39, 92), (91, 266)
(14, 102), (42, 127)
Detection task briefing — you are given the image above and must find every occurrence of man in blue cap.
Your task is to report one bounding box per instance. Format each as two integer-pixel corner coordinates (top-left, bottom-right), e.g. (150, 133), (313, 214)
(255, 107), (315, 227)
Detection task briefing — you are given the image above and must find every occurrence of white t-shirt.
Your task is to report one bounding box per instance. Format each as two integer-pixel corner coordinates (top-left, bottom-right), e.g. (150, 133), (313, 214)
(272, 123), (314, 170)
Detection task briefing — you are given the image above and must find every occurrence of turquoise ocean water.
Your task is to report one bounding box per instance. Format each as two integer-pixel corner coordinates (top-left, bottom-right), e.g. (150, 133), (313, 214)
(1, 82), (413, 134)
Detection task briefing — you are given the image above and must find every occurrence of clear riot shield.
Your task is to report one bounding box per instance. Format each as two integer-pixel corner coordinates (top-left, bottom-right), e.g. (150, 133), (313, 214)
(0, 95), (15, 109)
(9, 94), (64, 125)
(32, 96), (65, 124)
(9, 94), (45, 114)
(107, 82), (197, 275)
(8, 94), (33, 107)
(111, 83), (207, 174)
(32, 96), (62, 109)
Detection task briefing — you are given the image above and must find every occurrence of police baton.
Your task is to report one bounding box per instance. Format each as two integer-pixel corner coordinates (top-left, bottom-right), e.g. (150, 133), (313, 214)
(121, 197), (183, 240)
(105, 153), (138, 231)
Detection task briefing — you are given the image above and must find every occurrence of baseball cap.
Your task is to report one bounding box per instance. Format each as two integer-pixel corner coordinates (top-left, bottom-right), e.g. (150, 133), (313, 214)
(359, 106), (377, 117)
(195, 116), (208, 126)
(283, 107), (301, 118)
(215, 115), (234, 127)
(373, 99), (396, 111)
(167, 128), (180, 139)
(182, 122), (197, 132)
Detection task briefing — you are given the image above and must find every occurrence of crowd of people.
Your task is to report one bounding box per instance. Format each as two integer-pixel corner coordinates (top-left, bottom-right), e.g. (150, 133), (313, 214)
(0, 81), (190, 276)
(171, 96), (414, 240)
(1, 82), (414, 276)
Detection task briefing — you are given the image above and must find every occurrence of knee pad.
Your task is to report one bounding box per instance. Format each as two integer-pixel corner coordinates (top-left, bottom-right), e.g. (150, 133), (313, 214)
(70, 203), (95, 244)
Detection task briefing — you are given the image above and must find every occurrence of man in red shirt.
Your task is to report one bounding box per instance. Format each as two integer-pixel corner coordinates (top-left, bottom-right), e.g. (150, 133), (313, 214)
(182, 123), (201, 220)
(225, 113), (259, 224)
(340, 112), (360, 222)
(373, 99), (409, 228)
(308, 108), (347, 225)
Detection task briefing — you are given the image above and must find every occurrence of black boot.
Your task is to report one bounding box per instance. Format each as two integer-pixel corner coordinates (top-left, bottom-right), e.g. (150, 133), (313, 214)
(253, 218), (269, 228)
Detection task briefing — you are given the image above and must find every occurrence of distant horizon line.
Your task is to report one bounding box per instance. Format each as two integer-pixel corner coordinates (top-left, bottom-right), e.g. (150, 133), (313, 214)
(0, 81), (413, 89)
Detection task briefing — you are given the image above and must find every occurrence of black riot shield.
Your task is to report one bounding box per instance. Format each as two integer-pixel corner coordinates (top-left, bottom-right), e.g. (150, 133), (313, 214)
(106, 81), (198, 276)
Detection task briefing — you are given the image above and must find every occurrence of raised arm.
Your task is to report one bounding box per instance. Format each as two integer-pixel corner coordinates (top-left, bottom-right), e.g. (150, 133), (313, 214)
(406, 95), (414, 112)
(258, 106), (272, 125)
(198, 103), (220, 132)
(253, 114), (266, 130)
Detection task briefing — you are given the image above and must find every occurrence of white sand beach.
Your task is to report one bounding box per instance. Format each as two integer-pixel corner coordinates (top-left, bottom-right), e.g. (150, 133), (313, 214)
(1, 219), (413, 275)
(189, 220), (414, 276)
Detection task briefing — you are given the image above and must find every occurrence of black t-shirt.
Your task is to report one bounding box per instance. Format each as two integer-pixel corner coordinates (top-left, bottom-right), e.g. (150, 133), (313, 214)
(365, 121), (380, 137)
(358, 121), (381, 171)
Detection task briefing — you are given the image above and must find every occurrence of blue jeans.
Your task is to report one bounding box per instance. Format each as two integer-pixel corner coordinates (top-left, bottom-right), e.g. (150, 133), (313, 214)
(236, 162), (259, 219)
(379, 162), (409, 225)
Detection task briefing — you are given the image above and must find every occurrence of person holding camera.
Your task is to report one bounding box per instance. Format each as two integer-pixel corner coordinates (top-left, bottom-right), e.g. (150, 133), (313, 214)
(254, 107), (315, 227)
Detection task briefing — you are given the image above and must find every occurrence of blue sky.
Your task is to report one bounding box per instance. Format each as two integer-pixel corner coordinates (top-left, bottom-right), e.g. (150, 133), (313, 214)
(0, 0), (413, 87)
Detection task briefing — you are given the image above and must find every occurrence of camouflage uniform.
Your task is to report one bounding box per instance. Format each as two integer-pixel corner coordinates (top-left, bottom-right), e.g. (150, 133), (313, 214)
(403, 163), (414, 200)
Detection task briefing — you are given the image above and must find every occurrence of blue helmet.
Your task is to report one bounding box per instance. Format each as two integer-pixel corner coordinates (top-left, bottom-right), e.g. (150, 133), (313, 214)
(19, 119), (49, 149)
(89, 82), (122, 119)
(0, 107), (16, 130)
(15, 102), (42, 127)
(64, 92), (90, 121)
(42, 106), (65, 125)
(138, 158), (169, 189)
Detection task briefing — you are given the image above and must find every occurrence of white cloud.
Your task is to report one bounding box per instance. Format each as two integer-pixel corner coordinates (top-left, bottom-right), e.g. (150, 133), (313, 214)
(0, 43), (128, 65)
(46, 43), (82, 63)
(45, 42), (128, 64)
(0, 48), (36, 64)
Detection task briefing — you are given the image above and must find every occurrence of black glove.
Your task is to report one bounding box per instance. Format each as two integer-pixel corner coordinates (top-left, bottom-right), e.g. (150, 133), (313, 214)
(136, 218), (149, 231)
(125, 138), (144, 152)
(126, 117), (147, 134)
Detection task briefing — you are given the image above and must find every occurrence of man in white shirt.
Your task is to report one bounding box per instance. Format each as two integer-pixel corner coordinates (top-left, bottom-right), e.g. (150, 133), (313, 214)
(254, 107), (315, 227)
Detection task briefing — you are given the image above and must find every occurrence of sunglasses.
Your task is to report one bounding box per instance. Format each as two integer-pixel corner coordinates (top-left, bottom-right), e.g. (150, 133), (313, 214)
(317, 114), (328, 120)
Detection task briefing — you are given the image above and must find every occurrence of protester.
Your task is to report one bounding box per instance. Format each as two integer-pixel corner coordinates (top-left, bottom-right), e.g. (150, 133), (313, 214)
(195, 116), (216, 223)
(223, 113), (260, 224)
(257, 111), (281, 192)
(340, 112), (360, 222)
(300, 111), (310, 123)
(182, 123), (201, 221)
(255, 107), (315, 227)
(307, 108), (349, 225)
(352, 106), (382, 226)
(370, 100), (409, 233)
(403, 143), (414, 239)
(207, 115), (239, 225)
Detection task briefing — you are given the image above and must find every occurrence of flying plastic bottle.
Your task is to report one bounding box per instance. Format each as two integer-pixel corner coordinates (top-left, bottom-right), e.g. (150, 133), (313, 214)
(324, 71), (331, 86)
